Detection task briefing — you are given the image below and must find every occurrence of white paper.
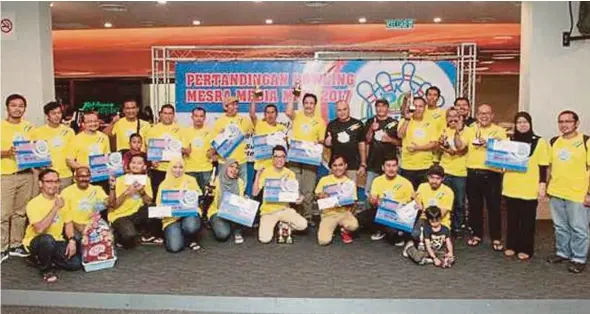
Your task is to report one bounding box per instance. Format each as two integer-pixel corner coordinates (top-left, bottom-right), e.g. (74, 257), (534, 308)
(267, 132), (286, 147)
(228, 194), (260, 214)
(396, 201), (418, 221)
(277, 192), (299, 202)
(148, 206), (172, 218)
(318, 197), (339, 210)
(125, 174), (147, 186)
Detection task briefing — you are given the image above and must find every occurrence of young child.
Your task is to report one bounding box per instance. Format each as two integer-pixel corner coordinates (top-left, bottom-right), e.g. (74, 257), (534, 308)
(405, 206), (455, 267)
(122, 133), (149, 171)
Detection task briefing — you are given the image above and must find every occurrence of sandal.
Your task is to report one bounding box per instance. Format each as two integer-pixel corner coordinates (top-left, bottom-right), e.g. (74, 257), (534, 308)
(517, 253), (530, 261)
(189, 242), (202, 251)
(43, 272), (57, 283)
(467, 237), (481, 247)
(504, 249), (515, 257)
(492, 240), (504, 252)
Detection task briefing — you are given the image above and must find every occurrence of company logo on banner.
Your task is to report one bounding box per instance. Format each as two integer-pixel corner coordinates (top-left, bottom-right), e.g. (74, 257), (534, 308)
(175, 60), (456, 125)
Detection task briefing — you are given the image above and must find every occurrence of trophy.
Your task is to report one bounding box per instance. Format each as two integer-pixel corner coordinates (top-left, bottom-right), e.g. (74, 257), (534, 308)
(254, 85), (263, 98)
(417, 225), (425, 251)
(440, 134), (450, 149)
(406, 91), (416, 113)
(277, 222), (293, 244)
(292, 81), (301, 97)
(472, 125), (484, 146)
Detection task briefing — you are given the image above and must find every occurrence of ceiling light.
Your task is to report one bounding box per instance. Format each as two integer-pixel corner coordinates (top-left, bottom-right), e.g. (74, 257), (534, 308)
(99, 4), (127, 12)
(192, 20), (201, 26)
(493, 35), (513, 40)
(157, 1), (167, 4)
(491, 56), (515, 60)
(50, 2), (53, 7)
(358, 17), (367, 24)
(479, 60), (495, 65)
(433, 17), (442, 23)
(265, 19), (273, 24)
(104, 22), (113, 28)
(475, 67), (490, 71)
(305, 1), (329, 7)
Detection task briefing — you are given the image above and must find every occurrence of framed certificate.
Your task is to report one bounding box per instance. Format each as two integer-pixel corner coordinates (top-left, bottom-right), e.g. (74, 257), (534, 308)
(147, 138), (182, 161)
(374, 200), (418, 233)
(485, 139), (530, 172)
(263, 178), (300, 203)
(13, 140), (51, 170)
(158, 189), (200, 217)
(252, 132), (286, 161)
(287, 140), (323, 166)
(89, 152), (124, 183)
(318, 180), (356, 210)
(212, 124), (245, 159)
(218, 193), (260, 227)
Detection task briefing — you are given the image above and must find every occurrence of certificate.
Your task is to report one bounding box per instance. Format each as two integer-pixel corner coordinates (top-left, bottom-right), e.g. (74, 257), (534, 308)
(485, 139), (531, 172)
(252, 132), (286, 161)
(263, 178), (300, 203)
(212, 124), (245, 159)
(374, 200), (418, 233)
(89, 152), (124, 183)
(217, 193), (260, 227)
(124, 174), (147, 186)
(13, 140), (51, 170)
(157, 189), (200, 217)
(147, 138), (182, 161)
(287, 140), (323, 166)
(318, 180), (356, 210)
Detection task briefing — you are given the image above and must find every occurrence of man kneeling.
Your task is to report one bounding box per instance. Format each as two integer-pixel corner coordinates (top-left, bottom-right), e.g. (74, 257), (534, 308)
(405, 206), (455, 267)
(315, 155), (359, 245)
(252, 146), (308, 243)
(23, 169), (82, 282)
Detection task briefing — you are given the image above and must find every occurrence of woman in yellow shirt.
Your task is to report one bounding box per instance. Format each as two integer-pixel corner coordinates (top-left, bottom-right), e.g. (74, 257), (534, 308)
(156, 158), (202, 253)
(502, 112), (549, 261)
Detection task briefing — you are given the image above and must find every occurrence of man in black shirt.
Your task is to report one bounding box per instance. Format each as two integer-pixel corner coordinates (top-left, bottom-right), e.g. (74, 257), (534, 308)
(455, 97), (476, 127)
(324, 101), (366, 183)
(364, 99), (400, 197)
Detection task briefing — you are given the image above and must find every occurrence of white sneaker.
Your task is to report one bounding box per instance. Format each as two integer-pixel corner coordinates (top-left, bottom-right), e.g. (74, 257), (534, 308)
(234, 233), (244, 244)
(402, 241), (414, 258)
(371, 231), (386, 241)
(395, 240), (406, 247)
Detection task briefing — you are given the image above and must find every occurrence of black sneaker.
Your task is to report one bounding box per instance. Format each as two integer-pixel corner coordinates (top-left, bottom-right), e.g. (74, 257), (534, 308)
(568, 262), (586, 274)
(9, 245), (29, 257)
(546, 254), (568, 264)
(1, 251), (8, 263)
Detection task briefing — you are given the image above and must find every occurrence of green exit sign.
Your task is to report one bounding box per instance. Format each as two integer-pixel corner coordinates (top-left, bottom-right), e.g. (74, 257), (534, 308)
(385, 19), (415, 30)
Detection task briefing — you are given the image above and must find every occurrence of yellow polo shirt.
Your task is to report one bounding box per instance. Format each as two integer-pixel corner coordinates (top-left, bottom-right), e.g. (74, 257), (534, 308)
(314, 174), (357, 217)
(112, 118), (151, 151)
(424, 106), (447, 136)
(548, 133), (590, 203)
(503, 138), (549, 200)
(213, 115), (254, 164)
(254, 120), (288, 171)
(62, 184), (108, 225)
(144, 123), (183, 172)
(398, 118), (438, 170)
(439, 127), (468, 177)
(464, 124), (508, 171)
(156, 175), (202, 229)
(31, 124), (75, 178)
(108, 175), (153, 223)
(370, 174), (414, 204)
(258, 167), (297, 215)
(66, 131), (110, 167)
(291, 110), (326, 143)
(23, 194), (71, 249)
(1, 120), (34, 175)
(183, 126), (214, 173)
(416, 183), (454, 228)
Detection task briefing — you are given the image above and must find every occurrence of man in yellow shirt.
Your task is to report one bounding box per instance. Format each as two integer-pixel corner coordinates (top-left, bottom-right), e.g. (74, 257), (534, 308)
(456, 104), (507, 250)
(1, 94), (35, 261)
(23, 169), (81, 282)
(438, 107), (468, 236)
(397, 97), (438, 190)
(249, 94), (288, 175)
(31, 102), (76, 191)
(103, 99), (151, 152)
(252, 146), (307, 243)
(286, 92), (326, 225)
(66, 111), (110, 170)
(546, 110), (590, 274)
(366, 156), (415, 244)
(61, 167), (108, 234)
(213, 97), (254, 185)
(315, 155), (359, 245)
(144, 104), (184, 197)
(183, 107), (215, 192)
(415, 165), (455, 231)
(424, 86), (447, 135)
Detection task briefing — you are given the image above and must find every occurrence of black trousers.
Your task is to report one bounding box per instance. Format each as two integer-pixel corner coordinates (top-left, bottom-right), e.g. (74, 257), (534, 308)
(505, 196), (537, 256)
(400, 169), (428, 191)
(28, 234), (82, 274)
(111, 205), (161, 248)
(150, 169), (167, 198)
(466, 169), (502, 241)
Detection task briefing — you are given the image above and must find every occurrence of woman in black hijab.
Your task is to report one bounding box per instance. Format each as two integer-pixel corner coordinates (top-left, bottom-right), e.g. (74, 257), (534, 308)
(501, 112), (549, 261)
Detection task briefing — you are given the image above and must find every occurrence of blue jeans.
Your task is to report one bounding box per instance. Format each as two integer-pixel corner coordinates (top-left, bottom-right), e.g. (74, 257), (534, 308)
(364, 170), (380, 197)
(187, 171), (212, 193)
(444, 175), (466, 231)
(164, 216), (201, 253)
(209, 214), (240, 242)
(550, 197), (590, 263)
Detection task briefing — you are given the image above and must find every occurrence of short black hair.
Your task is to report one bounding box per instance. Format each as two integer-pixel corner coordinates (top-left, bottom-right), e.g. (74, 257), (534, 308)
(454, 97), (470, 107)
(38, 168), (58, 181)
(122, 99), (138, 107)
(425, 206), (442, 221)
(192, 107), (206, 115)
(160, 104), (175, 113)
(302, 93), (318, 105)
(272, 145), (287, 156)
(427, 164), (445, 177)
(5, 94), (27, 108)
(129, 133), (142, 142)
(558, 110), (579, 123)
(426, 86), (441, 97)
(329, 155), (348, 168)
(264, 104), (278, 112)
(43, 101), (61, 115)
(375, 99), (389, 107)
(382, 156), (399, 165)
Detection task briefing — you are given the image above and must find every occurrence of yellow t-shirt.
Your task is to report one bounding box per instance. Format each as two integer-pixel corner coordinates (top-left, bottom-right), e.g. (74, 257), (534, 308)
(112, 118), (151, 151)
(439, 127), (468, 177)
(424, 106), (447, 136)
(66, 131), (110, 167)
(62, 184), (108, 225)
(548, 133), (590, 203)
(31, 124), (75, 178)
(183, 126), (214, 172)
(23, 194), (71, 249)
(254, 120), (288, 171)
(314, 174), (358, 217)
(398, 118), (438, 170)
(144, 123), (183, 172)
(464, 124), (508, 171)
(156, 175), (202, 229)
(213, 115), (254, 164)
(109, 175), (153, 223)
(1, 120), (35, 175)
(370, 174), (414, 204)
(416, 183), (454, 228)
(291, 110), (326, 143)
(258, 167), (297, 215)
(502, 138), (549, 200)
(207, 177), (246, 218)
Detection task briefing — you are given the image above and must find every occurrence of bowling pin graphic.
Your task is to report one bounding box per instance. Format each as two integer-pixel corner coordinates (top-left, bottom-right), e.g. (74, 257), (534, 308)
(394, 62), (418, 95)
(356, 80), (380, 118)
(375, 71), (394, 94)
